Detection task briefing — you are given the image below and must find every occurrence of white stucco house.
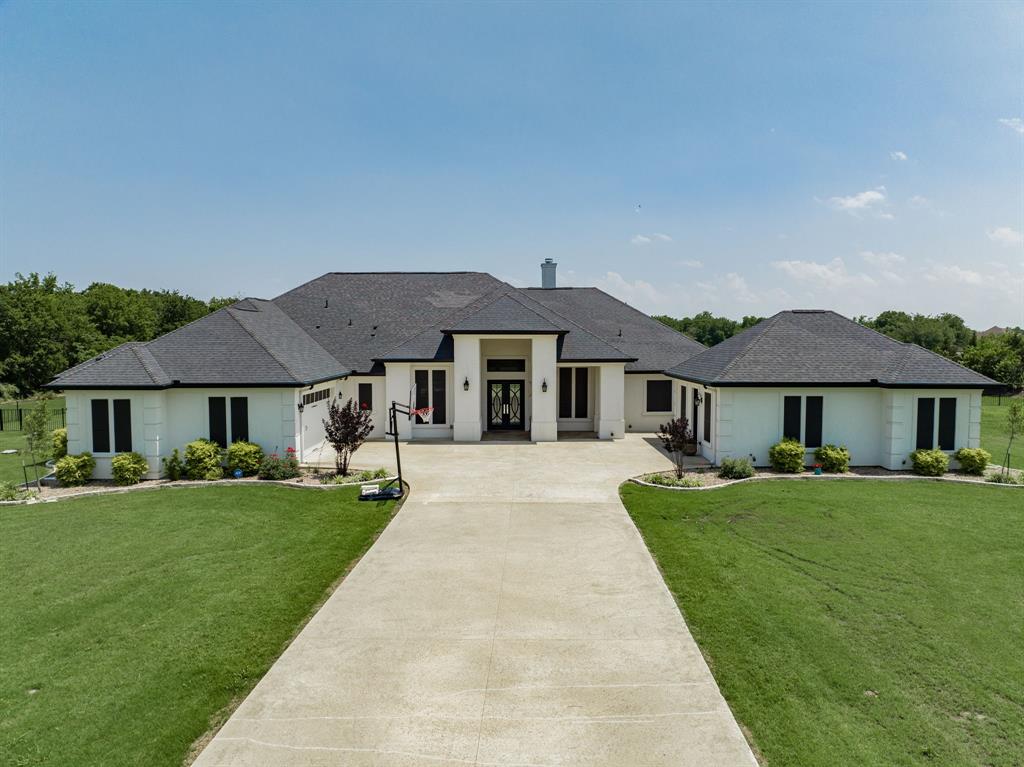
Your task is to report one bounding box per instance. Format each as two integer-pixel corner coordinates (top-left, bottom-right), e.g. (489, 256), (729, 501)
(45, 263), (996, 479)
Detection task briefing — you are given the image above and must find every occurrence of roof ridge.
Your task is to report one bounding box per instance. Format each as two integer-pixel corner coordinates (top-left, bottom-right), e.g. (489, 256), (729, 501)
(511, 289), (636, 358)
(54, 342), (139, 379)
(130, 344), (169, 385)
(715, 312), (786, 380)
(226, 307), (302, 382)
(886, 339), (997, 384)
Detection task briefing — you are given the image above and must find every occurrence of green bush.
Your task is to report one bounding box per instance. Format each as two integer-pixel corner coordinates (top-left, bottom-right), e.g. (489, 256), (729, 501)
(985, 471), (1021, 485)
(769, 439), (806, 473)
(646, 473), (703, 488)
(910, 448), (949, 477)
(953, 447), (990, 475)
(184, 439), (224, 481)
(52, 428), (68, 459)
(226, 441), (264, 477)
(718, 457), (755, 479)
(54, 452), (96, 486)
(814, 444), (851, 473)
(258, 447), (301, 480)
(356, 467), (391, 482)
(0, 481), (34, 501)
(111, 452), (149, 486)
(162, 448), (184, 480)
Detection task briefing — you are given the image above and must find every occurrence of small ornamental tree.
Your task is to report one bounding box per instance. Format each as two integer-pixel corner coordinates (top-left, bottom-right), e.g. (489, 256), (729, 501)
(323, 397), (373, 476)
(1002, 400), (1024, 479)
(657, 417), (694, 479)
(23, 396), (53, 488)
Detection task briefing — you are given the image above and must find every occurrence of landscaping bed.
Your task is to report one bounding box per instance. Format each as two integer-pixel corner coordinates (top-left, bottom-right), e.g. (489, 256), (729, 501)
(621, 480), (1024, 766)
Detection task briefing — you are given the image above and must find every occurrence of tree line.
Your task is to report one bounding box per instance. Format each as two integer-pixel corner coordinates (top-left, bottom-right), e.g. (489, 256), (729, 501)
(0, 273), (236, 397)
(655, 309), (1023, 389)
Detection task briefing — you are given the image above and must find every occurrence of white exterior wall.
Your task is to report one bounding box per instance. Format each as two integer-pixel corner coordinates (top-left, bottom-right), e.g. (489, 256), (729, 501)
(297, 376), (387, 465)
(596, 364), (626, 439)
(382, 361), (454, 440)
(881, 389), (981, 470)
(624, 373), (681, 433)
(530, 335), (558, 441)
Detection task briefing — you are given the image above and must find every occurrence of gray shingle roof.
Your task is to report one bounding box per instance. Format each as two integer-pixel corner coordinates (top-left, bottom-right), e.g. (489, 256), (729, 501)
(443, 293), (564, 334)
(46, 342), (173, 389)
(665, 310), (997, 387)
(521, 287), (707, 372)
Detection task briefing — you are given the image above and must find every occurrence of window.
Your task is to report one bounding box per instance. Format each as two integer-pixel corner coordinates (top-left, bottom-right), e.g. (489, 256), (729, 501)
(916, 398), (935, 450)
(486, 359), (526, 372)
(90, 398), (131, 453)
(230, 397), (248, 443)
(91, 399), (110, 453)
(703, 391), (712, 446)
(302, 388), (330, 406)
(209, 397), (227, 448)
(938, 397), (956, 450)
(646, 379), (672, 413)
(113, 399), (132, 452)
(783, 396), (802, 441)
(358, 382), (373, 411)
(413, 369), (447, 424)
(804, 396), (823, 449)
(558, 367), (589, 419)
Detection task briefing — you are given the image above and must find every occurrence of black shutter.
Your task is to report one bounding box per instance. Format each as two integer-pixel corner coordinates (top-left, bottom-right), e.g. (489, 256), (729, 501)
(414, 370), (429, 423)
(703, 392), (712, 446)
(574, 367), (588, 418)
(230, 397), (248, 443)
(558, 368), (573, 418)
(431, 370), (446, 424)
(358, 382), (373, 412)
(209, 397), (227, 448)
(783, 396), (802, 441)
(805, 396), (823, 449)
(113, 399), (132, 452)
(938, 398), (956, 450)
(646, 380), (672, 412)
(91, 399), (110, 453)
(691, 389), (698, 439)
(916, 398), (935, 450)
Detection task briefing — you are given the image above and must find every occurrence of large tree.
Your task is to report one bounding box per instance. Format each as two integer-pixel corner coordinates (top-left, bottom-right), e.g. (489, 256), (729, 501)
(654, 311), (762, 346)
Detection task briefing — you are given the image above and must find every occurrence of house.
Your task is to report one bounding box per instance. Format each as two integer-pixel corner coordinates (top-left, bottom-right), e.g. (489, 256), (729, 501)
(665, 310), (996, 470)
(45, 261), (706, 478)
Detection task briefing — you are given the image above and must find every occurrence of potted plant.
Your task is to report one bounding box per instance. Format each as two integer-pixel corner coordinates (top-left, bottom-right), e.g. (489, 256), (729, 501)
(813, 463), (823, 475)
(683, 436), (698, 456)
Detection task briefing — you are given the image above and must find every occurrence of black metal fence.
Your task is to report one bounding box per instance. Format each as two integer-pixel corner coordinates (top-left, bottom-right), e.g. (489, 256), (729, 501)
(0, 407), (67, 433)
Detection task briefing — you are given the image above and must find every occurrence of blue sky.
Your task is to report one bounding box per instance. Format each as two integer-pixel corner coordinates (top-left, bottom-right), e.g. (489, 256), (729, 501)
(2, 1), (1022, 327)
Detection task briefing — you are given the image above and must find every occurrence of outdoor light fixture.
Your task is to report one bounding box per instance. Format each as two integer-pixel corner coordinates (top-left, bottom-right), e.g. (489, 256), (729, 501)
(463, 376), (470, 391)
(297, 402), (305, 413)
(541, 378), (548, 392)
(694, 391), (703, 407)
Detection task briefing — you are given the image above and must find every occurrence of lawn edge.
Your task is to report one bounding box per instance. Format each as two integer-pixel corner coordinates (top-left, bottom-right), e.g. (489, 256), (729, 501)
(181, 480), (410, 766)
(628, 472), (1022, 492)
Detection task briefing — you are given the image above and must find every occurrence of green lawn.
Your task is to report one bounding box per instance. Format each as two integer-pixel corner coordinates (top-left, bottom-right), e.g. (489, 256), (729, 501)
(622, 480), (1024, 767)
(0, 485), (398, 767)
(0, 431), (50, 487)
(982, 394), (1023, 469)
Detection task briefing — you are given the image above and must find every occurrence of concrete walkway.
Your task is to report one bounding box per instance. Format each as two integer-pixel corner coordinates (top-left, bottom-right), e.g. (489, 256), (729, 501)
(194, 435), (757, 766)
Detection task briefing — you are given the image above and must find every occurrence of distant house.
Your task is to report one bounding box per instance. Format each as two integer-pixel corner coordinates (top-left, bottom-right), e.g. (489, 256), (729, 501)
(979, 326), (1007, 337)
(44, 261), (705, 478)
(665, 310), (995, 470)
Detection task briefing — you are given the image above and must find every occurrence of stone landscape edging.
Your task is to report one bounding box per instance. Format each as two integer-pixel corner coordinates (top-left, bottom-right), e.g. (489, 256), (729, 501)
(0, 475), (400, 506)
(628, 471), (1023, 492)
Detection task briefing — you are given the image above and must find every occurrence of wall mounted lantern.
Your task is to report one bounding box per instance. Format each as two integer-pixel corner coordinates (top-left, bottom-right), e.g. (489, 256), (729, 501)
(541, 378), (548, 393)
(463, 376), (470, 391)
(694, 390), (703, 407)
(297, 401), (305, 413)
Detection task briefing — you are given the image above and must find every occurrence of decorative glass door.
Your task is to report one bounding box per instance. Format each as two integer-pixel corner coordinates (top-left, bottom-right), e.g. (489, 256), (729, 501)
(488, 380), (524, 430)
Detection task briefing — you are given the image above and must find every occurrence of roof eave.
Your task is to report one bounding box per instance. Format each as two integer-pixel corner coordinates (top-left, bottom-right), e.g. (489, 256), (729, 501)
(442, 329), (566, 335)
(663, 372), (996, 389)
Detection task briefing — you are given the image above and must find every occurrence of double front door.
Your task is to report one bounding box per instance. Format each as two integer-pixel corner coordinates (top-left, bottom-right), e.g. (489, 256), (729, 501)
(488, 380), (524, 430)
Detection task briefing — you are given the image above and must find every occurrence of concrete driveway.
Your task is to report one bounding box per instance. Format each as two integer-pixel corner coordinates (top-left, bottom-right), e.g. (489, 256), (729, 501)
(194, 435), (757, 766)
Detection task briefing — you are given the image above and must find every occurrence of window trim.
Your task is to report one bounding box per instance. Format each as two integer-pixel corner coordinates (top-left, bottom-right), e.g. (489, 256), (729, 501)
(780, 393), (824, 448)
(358, 382), (373, 412)
(644, 378), (673, 414)
(557, 366), (591, 421)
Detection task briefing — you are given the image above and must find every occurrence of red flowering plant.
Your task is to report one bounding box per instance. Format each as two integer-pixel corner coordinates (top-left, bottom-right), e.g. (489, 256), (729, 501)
(258, 445), (302, 480)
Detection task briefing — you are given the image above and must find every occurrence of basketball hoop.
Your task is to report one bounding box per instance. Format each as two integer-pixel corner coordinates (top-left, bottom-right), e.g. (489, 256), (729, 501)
(410, 406), (434, 423)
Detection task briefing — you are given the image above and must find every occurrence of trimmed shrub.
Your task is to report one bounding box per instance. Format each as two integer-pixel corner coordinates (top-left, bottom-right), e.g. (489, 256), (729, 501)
(718, 457), (755, 480)
(0, 481), (34, 501)
(184, 439), (224, 481)
(54, 452), (96, 486)
(162, 448), (184, 480)
(769, 439), (806, 473)
(953, 447), (990, 475)
(258, 447), (301, 480)
(52, 428), (68, 459)
(226, 441), (264, 477)
(910, 448), (949, 477)
(111, 452), (149, 486)
(356, 467), (390, 482)
(814, 444), (851, 473)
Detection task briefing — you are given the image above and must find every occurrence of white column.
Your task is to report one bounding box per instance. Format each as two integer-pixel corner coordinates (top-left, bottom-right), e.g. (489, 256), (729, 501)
(142, 391), (165, 478)
(384, 363), (413, 439)
(453, 335), (482, 441)
(597, 364), (625, 439)
(65, 392), (83, 455)
(967, 391), (982, 449)
(530, 336), (558, 441)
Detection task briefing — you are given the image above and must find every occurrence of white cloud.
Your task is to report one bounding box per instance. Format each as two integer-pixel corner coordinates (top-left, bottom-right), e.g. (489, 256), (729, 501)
(772, 257), (876, 289)
(724, 272), (757, 303)
(593, 271), (669, 312)
(987, 226), (1023, 246)
(907, 195), (931, 209)
(860, 250), (905, 267)
(826, 186), (887, 214)
(630, 234), (652, 245)
(679, 259), (703, 268)
(889, 150), (908, 161)
(925, 265), (984, 286)
(998, 117), (1024, 135)
(632, 233), (672, 245)
(877, 212), (895, 221)
(652, 233), (673, 242)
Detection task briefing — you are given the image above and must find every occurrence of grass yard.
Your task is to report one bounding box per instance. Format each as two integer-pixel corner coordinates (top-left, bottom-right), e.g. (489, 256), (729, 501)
(982, 394), (1023, 469)
(622, 480), (1023, 767)
(0, 485), (398, 767)
(0, 431), (49, 487)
